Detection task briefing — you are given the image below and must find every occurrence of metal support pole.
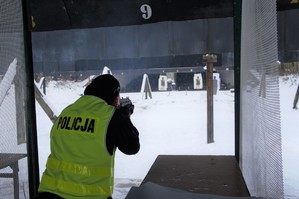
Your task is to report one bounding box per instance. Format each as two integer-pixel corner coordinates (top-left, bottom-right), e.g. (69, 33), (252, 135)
(203, 54), (217, 144)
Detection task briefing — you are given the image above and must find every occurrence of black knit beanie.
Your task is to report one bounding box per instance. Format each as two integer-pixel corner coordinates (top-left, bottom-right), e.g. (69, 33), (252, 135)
(84, 74), (120, 105)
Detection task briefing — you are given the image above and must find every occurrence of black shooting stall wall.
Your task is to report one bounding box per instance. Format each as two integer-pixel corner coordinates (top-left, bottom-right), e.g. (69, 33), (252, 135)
(30, 0), (235, 92)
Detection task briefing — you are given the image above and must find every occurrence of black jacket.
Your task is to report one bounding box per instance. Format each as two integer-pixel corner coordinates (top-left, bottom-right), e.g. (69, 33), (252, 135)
(106, 107), (140, 155)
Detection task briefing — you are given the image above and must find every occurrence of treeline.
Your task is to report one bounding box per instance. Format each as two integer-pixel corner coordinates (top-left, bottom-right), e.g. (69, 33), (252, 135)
(280, 62), (299, 75)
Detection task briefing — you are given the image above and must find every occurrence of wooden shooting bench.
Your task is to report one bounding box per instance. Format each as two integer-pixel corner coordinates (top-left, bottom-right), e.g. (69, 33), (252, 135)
(126, 155), (253, 199)
(0, 153), (27, 199)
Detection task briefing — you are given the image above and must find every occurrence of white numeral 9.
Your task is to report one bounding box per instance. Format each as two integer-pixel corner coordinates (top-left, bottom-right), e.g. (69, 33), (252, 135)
(140, 4), (152, 19)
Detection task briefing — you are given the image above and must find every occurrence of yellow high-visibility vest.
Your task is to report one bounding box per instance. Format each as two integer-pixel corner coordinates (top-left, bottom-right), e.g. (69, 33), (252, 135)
(39, 96), (116, 199)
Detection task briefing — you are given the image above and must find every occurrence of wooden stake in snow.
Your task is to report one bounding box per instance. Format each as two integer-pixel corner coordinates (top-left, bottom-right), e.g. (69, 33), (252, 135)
(203, 54), (217, 144)
(293, 84), (299, 109)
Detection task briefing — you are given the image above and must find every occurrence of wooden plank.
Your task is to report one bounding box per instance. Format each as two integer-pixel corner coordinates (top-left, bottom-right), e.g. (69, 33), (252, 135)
(142, 155), (250, 197)
(0, 153), (27, 169)
(34, 83), (57, 123)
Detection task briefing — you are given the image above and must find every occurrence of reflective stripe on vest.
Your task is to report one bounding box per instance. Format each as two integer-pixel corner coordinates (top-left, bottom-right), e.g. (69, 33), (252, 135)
(46, 156), (112, 177)
(41, 174), (111, 196)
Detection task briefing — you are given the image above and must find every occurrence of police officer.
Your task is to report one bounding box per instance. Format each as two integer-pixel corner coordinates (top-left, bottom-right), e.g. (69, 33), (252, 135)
(37, 74), (140, 199)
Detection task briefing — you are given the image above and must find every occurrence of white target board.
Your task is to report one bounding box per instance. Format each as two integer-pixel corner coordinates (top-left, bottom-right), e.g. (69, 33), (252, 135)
(213, 73), (221, 93)
(193, 73), (203, 89)
(158, 75), (167, 91)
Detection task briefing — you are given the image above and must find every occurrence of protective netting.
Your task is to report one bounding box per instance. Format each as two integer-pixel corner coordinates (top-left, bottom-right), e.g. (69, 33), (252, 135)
(240, 0), (284, 198)
(0, 0), (29, 198)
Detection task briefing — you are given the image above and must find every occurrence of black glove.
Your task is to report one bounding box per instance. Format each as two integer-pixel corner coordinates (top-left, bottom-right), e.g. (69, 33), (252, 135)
(118, 97), (134, 117)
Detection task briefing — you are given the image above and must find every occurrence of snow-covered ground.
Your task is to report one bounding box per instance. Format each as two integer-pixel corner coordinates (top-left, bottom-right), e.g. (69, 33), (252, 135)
(279, 76), (299, 199)
(36, 76), (299, 199)
(35, 78), (236, 199)
(0, 75), (298, 198)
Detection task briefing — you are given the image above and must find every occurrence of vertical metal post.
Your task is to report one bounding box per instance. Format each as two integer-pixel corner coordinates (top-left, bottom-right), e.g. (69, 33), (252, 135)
(203, 54), (217, 144)
(15, 64), (26, 145)
(234, 0), (242, 163)
(22, 0), (40, 198)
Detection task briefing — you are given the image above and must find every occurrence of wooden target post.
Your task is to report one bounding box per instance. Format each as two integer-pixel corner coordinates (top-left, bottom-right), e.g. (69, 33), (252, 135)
(203, 54), (217, 144)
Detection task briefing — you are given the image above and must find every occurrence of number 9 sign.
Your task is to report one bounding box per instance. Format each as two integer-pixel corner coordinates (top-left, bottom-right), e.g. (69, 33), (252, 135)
(140, 4), (152, 19)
